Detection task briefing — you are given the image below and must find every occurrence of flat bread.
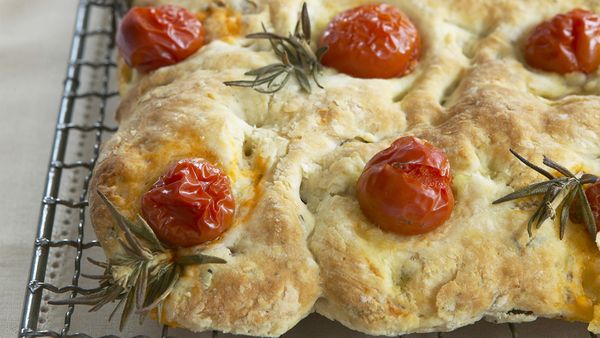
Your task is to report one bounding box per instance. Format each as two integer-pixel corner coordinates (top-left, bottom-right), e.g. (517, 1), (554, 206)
(91, 0), (600, 335)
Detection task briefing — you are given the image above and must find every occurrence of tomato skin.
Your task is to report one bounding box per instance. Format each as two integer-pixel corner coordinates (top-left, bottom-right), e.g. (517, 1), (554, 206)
(356, 136), (454, 235)
(141, 159), (235, 248)
(319, 4), (421, 79)
(525, 9), (600, 74)
(117, 5), (205, 73)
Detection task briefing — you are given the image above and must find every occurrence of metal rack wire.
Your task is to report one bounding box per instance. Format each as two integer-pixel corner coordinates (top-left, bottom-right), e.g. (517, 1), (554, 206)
(18, 1), (141, 337)
(17, 0), (600, 337)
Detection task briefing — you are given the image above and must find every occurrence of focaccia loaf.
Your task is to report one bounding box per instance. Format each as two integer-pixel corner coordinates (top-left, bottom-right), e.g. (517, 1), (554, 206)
(91, 0), (600, 336)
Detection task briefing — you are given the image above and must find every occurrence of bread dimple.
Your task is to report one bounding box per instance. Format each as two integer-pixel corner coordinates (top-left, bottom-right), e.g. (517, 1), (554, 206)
(94, 0), (600, 335)
(92, 61), (322, 335)
(307, 56), (600, 334)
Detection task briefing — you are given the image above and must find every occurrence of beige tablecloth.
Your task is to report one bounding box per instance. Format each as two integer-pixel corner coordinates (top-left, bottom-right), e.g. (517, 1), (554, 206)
(0, 1), (78, 336)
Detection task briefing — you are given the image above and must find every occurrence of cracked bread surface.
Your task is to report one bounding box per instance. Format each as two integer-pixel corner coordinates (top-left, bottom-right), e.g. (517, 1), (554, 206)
(91, 0), (600, 336)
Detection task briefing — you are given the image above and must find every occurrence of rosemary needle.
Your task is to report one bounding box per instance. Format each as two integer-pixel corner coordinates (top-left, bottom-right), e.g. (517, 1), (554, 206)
(50, 190), (226, 330)
(493, 149), (598, 240)
(224, 2), (327, 93)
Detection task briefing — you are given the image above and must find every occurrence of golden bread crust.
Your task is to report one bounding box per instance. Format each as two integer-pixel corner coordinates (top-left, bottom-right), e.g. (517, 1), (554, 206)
(90, 66), (321, 336)
(92, 0), (600, 335)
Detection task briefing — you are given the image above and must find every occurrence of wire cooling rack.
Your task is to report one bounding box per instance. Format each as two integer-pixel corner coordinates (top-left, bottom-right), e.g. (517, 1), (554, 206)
(17, 0), (600, 337)
(18, 0), (122, 336)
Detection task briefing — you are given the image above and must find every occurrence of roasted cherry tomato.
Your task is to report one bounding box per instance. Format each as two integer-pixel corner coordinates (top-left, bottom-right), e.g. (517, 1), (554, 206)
(570, 181), (600, 231)
(319, 4), (421, 79)
(356, 136), (454, 235)
(141, 159), (235, 248)
(525, 9), (600, 74)
(116, 5), (205, 73)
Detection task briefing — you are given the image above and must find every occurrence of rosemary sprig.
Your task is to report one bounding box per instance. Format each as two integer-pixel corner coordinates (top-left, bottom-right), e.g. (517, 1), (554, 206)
(50, 190), (226, 330)
(223, 2), (327, 93)
(493, 149), (598, 240)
